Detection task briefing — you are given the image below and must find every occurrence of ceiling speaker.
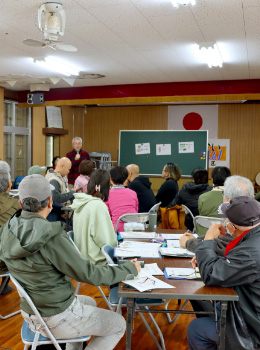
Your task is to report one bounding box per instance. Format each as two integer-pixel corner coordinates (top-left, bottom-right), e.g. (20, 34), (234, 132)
(27, 93), (45, 104)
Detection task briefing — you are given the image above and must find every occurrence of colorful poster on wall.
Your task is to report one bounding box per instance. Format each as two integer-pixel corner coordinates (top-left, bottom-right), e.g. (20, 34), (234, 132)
(208, 139), (230, 168)
(135, 143), (150, 155)
(156, 144), (171, 155)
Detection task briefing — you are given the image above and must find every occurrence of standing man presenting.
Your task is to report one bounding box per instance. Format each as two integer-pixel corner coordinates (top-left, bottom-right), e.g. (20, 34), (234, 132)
(66, 137), (90, 187)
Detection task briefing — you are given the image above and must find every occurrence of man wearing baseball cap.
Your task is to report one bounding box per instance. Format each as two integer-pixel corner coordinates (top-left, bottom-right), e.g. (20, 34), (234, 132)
(187, 196), (260, 350)
(0, 174), (140, 350)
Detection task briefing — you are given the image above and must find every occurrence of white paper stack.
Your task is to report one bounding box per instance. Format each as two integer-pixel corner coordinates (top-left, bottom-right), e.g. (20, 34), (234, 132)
(119, 231), (156, 239)
(159, 247), (195, 257)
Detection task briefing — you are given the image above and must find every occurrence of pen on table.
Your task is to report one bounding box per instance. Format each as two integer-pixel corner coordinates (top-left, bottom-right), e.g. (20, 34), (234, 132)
(162, 264), (166, 271)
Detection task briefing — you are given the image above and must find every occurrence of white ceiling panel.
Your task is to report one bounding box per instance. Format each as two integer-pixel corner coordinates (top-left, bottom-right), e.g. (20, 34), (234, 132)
(1, 0), (260, 90)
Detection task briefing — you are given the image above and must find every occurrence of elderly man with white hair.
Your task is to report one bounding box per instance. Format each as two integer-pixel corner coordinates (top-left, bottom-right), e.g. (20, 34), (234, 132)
(66, 136), (90, 187)
(0, 160), (20, 294)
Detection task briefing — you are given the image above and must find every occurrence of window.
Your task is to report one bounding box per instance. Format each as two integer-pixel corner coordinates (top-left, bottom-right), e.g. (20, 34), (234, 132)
(3, 100), (31, 180)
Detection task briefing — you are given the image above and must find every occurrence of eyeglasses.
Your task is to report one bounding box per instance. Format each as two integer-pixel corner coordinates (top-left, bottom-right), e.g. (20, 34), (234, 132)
(138, 277), (155, 285)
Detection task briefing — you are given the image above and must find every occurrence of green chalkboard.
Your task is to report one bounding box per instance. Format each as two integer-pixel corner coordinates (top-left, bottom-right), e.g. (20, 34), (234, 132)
(119, 130), (208, 176)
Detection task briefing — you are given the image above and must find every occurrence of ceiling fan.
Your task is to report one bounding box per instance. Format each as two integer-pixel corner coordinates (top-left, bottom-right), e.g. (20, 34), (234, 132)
(23, 2), (77, 52)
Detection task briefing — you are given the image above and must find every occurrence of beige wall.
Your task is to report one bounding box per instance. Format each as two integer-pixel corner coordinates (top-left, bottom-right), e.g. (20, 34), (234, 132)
(32, 106), (46, 166)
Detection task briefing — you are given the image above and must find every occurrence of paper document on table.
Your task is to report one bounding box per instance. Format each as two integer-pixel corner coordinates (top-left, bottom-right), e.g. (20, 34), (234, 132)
(159, 247), (195, 257)
(142, 263), (164, 275)
(123, 271), (175, 292)
(158, 233), (198, 240)
(165, 268), (196, 279)
(119, 231), (156, 239)
(116, 241), (161, 258)
(167, 240), (180, 248)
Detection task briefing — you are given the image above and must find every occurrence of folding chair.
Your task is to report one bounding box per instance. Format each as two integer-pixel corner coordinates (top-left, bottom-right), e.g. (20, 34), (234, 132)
(148, 202), (161, 214)
(102, 245), (166, 350)
(0, 272), (21, 319)
(194, 215), (224, 231)
(10, 275), (90, 350)
(115, 212), (149, 233)
(67, 231), (113, 311)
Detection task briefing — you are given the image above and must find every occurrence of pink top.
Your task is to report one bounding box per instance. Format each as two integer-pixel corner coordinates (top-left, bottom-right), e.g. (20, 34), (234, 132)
(106, 186), (138, 231)
(74, 175), (90, 193)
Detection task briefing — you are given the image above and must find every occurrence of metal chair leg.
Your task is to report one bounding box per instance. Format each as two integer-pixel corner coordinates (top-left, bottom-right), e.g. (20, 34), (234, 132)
(165, 299), (189, 324)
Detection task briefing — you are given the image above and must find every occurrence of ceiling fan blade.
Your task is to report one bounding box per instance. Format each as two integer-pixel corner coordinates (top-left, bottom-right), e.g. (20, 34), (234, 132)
(50, 43), (78, 52)
(23, 39), (46, 47)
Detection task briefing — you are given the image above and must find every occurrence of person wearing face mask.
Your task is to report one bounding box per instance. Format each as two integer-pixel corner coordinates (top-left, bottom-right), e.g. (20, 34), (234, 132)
(66, 137), (90, 188)
(180, 175), (254, 255)
(187, 196), (260, 350)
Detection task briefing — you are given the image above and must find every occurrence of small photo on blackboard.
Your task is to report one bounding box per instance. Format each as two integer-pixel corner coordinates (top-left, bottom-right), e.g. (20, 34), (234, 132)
(46, 106), (63, 128)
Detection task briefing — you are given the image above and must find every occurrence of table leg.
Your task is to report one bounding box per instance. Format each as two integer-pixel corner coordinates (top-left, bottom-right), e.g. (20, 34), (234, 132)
(219, 301), (228, 350)
(126, 298), (135, 350)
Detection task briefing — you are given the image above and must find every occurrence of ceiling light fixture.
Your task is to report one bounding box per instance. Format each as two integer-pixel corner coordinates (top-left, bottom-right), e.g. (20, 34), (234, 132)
(171, 0), (196, 8)
(33, 56), (80, 76)
(198, 42), (223, 68)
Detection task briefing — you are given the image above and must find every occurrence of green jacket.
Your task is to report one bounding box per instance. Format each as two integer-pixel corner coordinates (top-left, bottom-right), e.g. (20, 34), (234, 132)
(0, 211), (137, 317)
(0, 192), (20, 227)
(197, 187), (224, 235)
(71, 193), (117, 266)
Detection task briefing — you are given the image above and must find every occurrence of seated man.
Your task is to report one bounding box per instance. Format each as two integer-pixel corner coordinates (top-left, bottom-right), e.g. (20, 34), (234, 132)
(0, 175), (140, 350)
(45, 157), (75, 222)
(0, 161), (20, 294)
(180, 175), (254, 255)
(126, 164), (156, 213)
(187, 196), (260, 350)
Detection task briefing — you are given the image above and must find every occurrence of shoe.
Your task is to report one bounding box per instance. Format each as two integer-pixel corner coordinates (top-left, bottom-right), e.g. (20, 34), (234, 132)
(0, 285), (13, 295)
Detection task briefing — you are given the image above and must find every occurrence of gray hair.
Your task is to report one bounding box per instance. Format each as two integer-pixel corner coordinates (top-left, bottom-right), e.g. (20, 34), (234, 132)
(224, 175), (254, 200)
(0, 161), (10, 174)
(22, 197), (49, 213)
(0, 161), (11, 193)
(72, 137), (82, 146)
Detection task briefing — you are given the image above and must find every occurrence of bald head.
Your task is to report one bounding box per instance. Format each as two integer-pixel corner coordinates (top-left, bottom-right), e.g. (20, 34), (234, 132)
(55, 157), (72, 177)
(127, 164), (139, 182)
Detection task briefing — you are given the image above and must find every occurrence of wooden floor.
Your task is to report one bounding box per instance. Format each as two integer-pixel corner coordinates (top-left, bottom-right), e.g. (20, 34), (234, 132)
(0, 279), (195, 350)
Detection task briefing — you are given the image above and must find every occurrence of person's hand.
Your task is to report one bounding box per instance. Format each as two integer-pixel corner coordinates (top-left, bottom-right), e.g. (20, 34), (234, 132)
(123, 178), (130, 187)
(179, 232), (195, 248)
(191, 256), (197, 269)
(75, 153), (80, 160)
(204, 224), (226, 241)
(131, 259), (141, 273)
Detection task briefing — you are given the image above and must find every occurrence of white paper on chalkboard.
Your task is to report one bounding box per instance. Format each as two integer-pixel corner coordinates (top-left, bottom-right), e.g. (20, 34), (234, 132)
(178, 141), (194, 153)
(46, 106), (63, 128)
(156, 144), (171, 155)
(135, 143), (150, 155)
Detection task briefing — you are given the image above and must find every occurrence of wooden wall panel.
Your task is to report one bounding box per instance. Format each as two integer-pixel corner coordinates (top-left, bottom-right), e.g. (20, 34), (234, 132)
(0, 88), (4, 159)
(32, 106), (46, 166)
(85, 105), (168, 161)
(60, 106), (73, 157)
(218, 104), (260, 181)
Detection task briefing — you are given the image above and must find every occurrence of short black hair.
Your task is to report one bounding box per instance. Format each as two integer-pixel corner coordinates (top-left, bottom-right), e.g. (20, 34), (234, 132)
(212, 166), (231, 186)
(22, 197), (49, 212)
(52, 156), (60, 167)
(110, 166), (128, 185)
(192, 168), (208, 184)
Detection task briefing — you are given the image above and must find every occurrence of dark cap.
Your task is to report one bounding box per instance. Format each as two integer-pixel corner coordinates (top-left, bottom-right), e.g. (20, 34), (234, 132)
(19, 175), (54, 202)
(218, 196), (260, 226)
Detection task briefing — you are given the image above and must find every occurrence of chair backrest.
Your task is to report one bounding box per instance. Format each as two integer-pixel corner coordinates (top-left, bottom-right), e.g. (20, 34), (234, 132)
(13, 176), (25, 189)
(181, 204), (195, 219)
(194, 216), (224, 229)
(115, 213), (149, 232)
(148, 202), (161, 214)
(101, 245), (117, 265)
(9, 274), (62, 348)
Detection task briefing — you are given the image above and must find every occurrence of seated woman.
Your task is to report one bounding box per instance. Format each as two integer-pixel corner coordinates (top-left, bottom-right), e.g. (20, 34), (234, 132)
(71, 169), (117, 265)
(169, 168), (212, 231)
(74, 159), (95, 193)
(156, 163), (181, 207)
(106, 166), (138, 232)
